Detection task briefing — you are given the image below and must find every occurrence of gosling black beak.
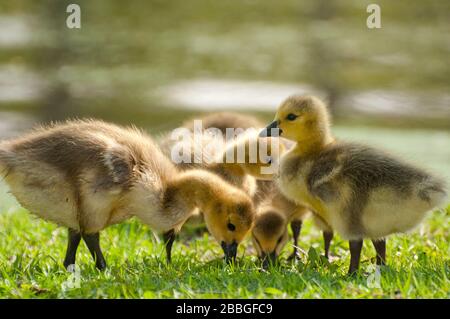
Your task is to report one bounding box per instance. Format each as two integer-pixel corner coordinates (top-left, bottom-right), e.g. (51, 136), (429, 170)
(261, 251), (278, 269)
(259, 121), (281, 137)
(221, 241), (238, 264)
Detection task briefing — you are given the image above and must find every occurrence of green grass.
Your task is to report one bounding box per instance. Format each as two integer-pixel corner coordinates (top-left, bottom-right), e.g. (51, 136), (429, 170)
(0, 125), (449, 299)
(0, 205), (448, 298)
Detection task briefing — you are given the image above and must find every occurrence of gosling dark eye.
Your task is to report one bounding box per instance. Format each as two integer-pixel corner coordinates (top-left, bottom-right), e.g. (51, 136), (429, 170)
(267, 157), (272, 164)
(227, 223), (236, 231)
(286, 113), (298, 121)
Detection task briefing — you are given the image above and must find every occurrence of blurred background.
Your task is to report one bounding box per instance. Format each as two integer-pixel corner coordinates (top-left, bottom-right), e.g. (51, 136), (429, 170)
(0, 0), (449, 187)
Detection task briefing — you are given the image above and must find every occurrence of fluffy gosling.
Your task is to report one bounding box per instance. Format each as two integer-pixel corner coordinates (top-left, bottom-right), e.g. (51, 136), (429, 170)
(261, 95), (447, 274)
(252, 187), (334, 268)
(0, 119), (255, 269)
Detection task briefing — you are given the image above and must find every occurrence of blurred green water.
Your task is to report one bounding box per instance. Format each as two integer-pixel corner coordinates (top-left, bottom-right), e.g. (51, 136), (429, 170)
(334, 126), (450, 184)
(0, 0), (448, 126)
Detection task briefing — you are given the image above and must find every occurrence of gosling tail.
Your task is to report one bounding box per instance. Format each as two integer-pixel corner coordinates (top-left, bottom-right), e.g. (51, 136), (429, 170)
(418, 176), (448, 209)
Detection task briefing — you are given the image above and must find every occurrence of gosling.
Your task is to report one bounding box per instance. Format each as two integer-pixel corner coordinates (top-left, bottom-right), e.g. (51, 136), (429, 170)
(261, 95), (447, 274)
(252, 187), (334, 268)
(0, 119), (255, 269)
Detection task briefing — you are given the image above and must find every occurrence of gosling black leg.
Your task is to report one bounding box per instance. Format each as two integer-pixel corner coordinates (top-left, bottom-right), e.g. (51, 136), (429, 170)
(371, 238), (386, 266)
(63, 228), (81, 269)
(163, 229), (176, 264)
(82, 232), (107, 270)
(348, 239), (363, 274)
(323, 231), (333, 260)
(288, 220), (302, 260)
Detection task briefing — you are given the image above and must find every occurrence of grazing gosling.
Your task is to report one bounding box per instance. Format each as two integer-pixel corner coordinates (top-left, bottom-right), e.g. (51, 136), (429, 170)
(252, 188), (334, 267)
(252, 191), (308, 268)
(0, 120), (255, 269)
(261, 95), (448, 274)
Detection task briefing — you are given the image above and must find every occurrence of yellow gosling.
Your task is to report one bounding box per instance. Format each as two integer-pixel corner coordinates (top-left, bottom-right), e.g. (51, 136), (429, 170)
(261, 95), (447, 274)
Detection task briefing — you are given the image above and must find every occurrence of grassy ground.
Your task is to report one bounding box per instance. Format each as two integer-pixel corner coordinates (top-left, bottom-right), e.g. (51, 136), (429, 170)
(0, 126), (449, 299)
(0, 206), (448, 298)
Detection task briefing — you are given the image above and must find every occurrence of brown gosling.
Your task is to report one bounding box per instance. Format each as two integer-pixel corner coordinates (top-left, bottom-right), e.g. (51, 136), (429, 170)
(261, 95), (448, 274)
(0, 119), (255, 269)
(252, 187), (334, 268)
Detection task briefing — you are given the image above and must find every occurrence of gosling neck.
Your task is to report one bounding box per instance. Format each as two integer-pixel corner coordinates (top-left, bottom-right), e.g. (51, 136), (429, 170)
(164, 169), (228, 216)
(292, 126), (334, 157)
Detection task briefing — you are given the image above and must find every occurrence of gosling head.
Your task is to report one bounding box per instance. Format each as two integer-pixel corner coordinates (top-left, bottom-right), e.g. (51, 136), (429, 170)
(220, 135), (285, 180)
(202, 189), (255, 263)
(164, 170), (255, 263)
(260, 95), (331, 144)
(252, 208), (288, 268)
